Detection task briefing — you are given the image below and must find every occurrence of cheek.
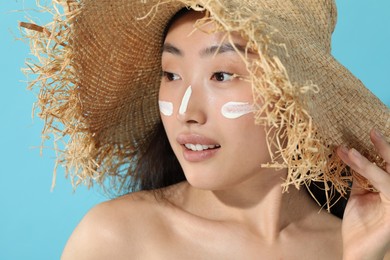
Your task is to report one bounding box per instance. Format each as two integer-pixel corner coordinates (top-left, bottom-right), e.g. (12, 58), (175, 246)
(158, 101), (173, 116)
(214, 84), (256, 120)
(220, 101), (254, 119)
(241, 124), (270, 161)
(158, 85), (176, 117)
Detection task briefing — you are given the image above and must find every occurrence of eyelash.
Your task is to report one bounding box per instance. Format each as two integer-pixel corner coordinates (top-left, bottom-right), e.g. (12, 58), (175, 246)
(162, 71), (235, 82)
(162, 71), (181, 81)
(211, 72), (234, 82)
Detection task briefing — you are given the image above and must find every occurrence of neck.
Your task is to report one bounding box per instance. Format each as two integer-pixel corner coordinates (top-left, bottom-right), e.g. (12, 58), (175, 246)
(177, 169), (320, 241)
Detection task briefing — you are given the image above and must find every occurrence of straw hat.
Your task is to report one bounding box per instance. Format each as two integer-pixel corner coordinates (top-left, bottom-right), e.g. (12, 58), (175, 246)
(21, 0), (389, 201)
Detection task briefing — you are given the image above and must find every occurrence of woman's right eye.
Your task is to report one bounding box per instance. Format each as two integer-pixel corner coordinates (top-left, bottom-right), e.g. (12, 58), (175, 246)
(162, 71), (181, 81)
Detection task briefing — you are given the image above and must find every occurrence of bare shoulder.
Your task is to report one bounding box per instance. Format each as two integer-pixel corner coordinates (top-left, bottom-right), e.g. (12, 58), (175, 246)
(61, 190), (168, 260)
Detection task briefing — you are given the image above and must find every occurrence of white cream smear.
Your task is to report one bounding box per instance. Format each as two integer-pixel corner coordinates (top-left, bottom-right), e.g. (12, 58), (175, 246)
(221, 102), (254, 119)
(158, 101), (173, 116)
(179, 85), (192, 115)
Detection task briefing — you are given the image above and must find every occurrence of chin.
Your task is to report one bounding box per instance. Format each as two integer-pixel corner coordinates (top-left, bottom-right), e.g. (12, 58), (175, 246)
(183, 170), (222, 191)
(183, 171), (236, 192)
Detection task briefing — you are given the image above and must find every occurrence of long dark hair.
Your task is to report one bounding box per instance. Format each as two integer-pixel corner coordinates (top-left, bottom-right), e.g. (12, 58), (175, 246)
(135, 121), (185, 190)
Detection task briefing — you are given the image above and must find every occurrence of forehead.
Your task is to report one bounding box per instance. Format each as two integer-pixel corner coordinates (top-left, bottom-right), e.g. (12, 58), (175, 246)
(164, 10), (248, 47)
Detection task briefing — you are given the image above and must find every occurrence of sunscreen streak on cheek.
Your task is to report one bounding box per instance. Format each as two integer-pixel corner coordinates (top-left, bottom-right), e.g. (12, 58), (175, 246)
(221, 102), (254, 119)
(158, 101), (173, 116)
(179, 86), (192, 115)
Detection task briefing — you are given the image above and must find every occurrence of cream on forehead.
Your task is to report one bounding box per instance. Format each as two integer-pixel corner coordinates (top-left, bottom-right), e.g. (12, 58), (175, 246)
(179, 86), (192, 115)
(221, 102), (254, 119)
(158, 101), (173, 116)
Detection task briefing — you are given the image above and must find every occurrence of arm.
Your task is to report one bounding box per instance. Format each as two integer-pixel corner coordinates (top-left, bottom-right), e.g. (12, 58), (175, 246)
(337, 129), (390, 260)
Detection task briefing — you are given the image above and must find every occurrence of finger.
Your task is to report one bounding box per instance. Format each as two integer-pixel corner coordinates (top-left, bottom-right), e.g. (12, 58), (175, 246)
(337, 146), (369, 193)
(337, 145), (390, 198)
(370, 128), (390, 164)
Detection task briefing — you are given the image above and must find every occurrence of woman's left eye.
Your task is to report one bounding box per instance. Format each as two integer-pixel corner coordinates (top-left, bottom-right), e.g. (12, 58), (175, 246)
(211, 72), (234, 82)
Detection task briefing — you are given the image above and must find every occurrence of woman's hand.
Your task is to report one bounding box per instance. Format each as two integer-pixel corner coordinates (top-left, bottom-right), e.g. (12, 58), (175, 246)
(337, 129), (390, 260)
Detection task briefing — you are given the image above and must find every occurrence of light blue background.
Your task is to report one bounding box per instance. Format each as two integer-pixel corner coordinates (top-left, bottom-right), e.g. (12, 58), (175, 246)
(1, 1), (389, 259)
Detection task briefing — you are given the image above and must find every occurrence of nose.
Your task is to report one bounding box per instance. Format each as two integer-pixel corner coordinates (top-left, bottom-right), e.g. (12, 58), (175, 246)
(176, 85), (207, 125)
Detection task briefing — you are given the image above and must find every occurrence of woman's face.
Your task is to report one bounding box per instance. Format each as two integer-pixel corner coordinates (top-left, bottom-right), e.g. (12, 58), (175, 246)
(159, 11), (272, 190)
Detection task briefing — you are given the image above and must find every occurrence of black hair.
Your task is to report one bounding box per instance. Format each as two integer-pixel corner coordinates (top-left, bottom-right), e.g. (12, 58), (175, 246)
(307, 180), (349, 218)
(135, 121), (185, 191)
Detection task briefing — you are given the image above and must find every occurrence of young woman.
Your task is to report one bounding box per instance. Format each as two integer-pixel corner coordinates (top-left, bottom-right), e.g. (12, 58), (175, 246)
(21, 0), (390, 259)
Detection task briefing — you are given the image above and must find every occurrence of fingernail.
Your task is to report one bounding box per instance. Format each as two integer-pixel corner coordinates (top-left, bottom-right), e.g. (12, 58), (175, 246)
(339, 145), (349, 156)
(373, 128), (383, 140)
(351, 148), (363, 160)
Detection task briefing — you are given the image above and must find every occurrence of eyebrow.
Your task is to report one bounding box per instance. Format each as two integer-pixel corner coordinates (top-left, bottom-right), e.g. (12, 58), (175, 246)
(162, 42), (247, 57)
(162, 43), (183, 56)
(199, 42), (247, 57)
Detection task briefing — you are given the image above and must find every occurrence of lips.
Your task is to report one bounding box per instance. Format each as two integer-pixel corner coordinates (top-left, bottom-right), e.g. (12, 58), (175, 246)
(177, 134), (221, 162)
